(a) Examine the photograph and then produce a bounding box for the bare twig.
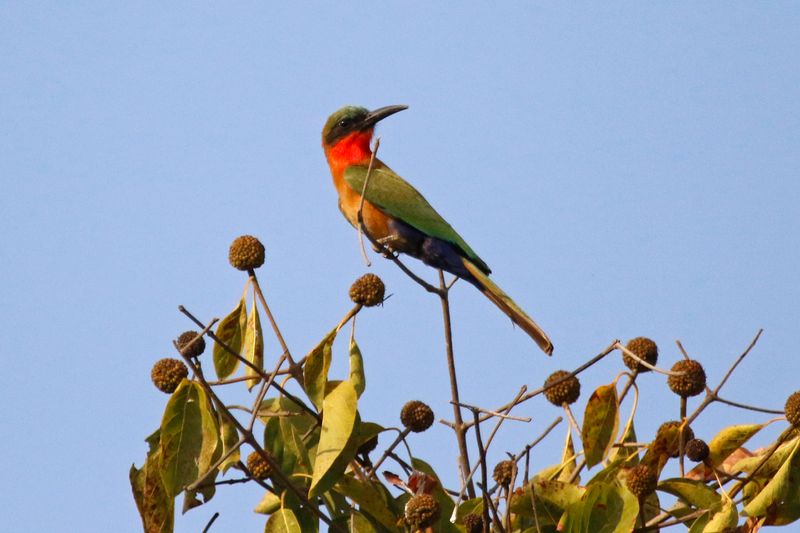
[368,428,411,477]
[177,360,342,530]
[714,396,784,415]
[472,409,492,533]
[451,401,531,423]
[178,306,319,422]
[248,270,302,384]
[356,138,380,266]
[685,329,764,427]
[615,342,684,376]
[438,270,475,498]
[513,417,563,464]
[465,340,618,429]
[202,512,220,533]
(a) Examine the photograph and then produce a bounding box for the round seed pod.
[349,273,386,307]
[462,513,484,533]
[228,235,265,270]
[655,420,695,458]
[668,359,707,397]
[400,400,434,433]
[543,370,581,406]
[685,439,710,462]
[785,391,800,428]
[626,464,658,498]
[151,358,188,393]
[492,460,517,487]
[623,337,658,372]
[246,451,271,480]
[176,330,205,357]
[404,493,440,529]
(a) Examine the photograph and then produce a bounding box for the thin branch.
[202,512,220,533]
[172,341,342,531]
[368,428,411,477]
[466,340,618,429]
[513,417,563,464]
[451,401,531,423]
[356,137,380,266]
[178,305,319,422]
[615,342,684,376]
[716,328,763,392]
[472,409,492,533]
[248,270,302,383]
[562,404,581,435]
[714,396,784,415]
[685,329,765,427]
[438,270,474,498]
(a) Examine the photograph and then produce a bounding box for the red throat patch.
[326,130,374,172]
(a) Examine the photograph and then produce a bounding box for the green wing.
[344,164,490,273]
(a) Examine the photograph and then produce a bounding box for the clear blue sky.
[1,3,798,531]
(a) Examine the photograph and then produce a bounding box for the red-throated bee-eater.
[322,105,553,355]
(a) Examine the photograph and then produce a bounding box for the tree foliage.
[131,235,799,532]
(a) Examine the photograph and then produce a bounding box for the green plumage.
[344,165,491,273]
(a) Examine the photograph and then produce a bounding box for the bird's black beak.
[362,105,408,128]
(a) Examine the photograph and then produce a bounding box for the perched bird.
[322,105,553,355]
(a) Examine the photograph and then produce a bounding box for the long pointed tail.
[463,259,554,355]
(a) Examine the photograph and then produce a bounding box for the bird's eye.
[338,118,352,128]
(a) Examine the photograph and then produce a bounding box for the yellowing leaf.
[254,491,281,515]
[709,423,766,467]
[308,380,358,497]
[218,412,240,474]
[213,296,247,379]
[559,481,638,533]
[744,438,800,518]
[130,434,174,533]
[704,494,738,532]
[303,328,337,410]
[264,508,301,533]
[244,303,264,391]
[658,478,721,510]
[334,474,401,532]
[159,380,220,497]
[349,337,366,398]
[582,382,619,468]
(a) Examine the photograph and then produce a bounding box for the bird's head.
[322,105,407,151]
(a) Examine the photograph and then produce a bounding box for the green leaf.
[159,380,220,497]
[558,481,638,533]
[218,411,240,474]
[657,478,721,509]
[349,511,380,533]
[309,380,358,497]
[334,474,401,532]
[511,477,585,521]
[733,435,798,475]
[349,337,366,398]
[708,423,765,467]
[410,458,461,533]
[303,328,337,410]
[259,396,319,476]
[687,512,710,533]
[213,295,247,379]
[609,411,638,466]
[744,438,800,518]
[264,508,302,533]
[254,491,282,515]
[704,494,738,532]
[244,302,264,391]
[559,429,578,481]
[130,440,174,533]
[582,382,619,468]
